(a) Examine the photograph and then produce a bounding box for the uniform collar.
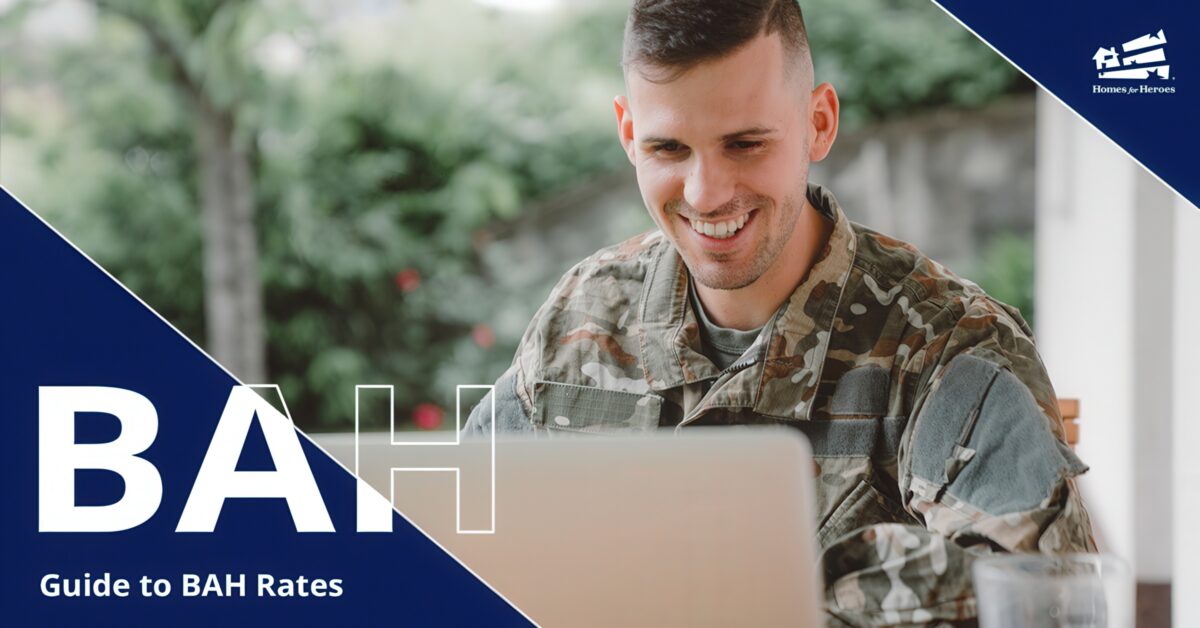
[638,184,857,420]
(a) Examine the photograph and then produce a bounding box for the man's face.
[616,34,833,291]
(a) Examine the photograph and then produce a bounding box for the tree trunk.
[193,97,267,383]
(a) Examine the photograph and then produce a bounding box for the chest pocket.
[816,471,916,550]
[811,365,917,548]
[531,381,663,435]
[805,418,916,551]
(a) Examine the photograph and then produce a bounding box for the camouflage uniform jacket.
[465,184,1096,626]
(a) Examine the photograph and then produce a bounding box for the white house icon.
[1094,29,1170,80]
[1093,47,1120,70]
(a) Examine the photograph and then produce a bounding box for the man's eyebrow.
[719,126,777,141]
[639,135,678,145]
[639,127,779,146]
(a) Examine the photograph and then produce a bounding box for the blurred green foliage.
[971,233,1036,326]
[804,0,1028,128]
[2,0,1027,430]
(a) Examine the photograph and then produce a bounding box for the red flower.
[412,403,444,430]
[394,268,421,293]
[471,324,496,349]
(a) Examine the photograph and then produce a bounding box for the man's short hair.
[622,0,810,83]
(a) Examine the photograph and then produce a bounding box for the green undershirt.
[687,278,763,371]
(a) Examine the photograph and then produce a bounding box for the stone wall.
[814,96,1036,271]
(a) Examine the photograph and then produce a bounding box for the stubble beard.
[686,192,804,291]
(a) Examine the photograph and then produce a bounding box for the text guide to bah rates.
[40,572,345,598]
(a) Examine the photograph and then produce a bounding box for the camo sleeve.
[462,365,534,436]
[820,296,1096,626]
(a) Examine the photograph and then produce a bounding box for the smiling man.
[465,1,1096,625]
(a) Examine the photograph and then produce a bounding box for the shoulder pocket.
[531,381,662,435]
[908,354,1087,516]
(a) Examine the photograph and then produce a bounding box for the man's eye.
[730,140,764,151]
[653,142,685,154]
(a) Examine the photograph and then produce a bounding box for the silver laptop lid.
[315,428,823,627]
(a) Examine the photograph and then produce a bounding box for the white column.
[1035,91,1137,568]
[1173,196,1200,626]
[1131,166,1175,584]
[1035,91,1181,594]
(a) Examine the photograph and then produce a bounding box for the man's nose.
[682,157,735,215]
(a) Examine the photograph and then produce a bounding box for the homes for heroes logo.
[1092,29,1175,94]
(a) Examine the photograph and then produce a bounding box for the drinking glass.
[973,553,1133,628]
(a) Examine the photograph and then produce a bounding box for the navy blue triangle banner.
[0,191,531,626]
[932,0,1200,208]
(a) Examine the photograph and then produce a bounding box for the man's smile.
[686,210,752,239]
[678,208,759,252]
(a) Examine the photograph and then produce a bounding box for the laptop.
[312,428,824,626]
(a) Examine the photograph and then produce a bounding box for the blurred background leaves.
[0,0,1032,431]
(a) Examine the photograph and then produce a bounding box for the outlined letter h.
[354,385,495,534]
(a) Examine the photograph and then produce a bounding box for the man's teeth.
[689,214,748,239]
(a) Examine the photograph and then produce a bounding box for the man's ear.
[614,95,636,165]
[807,83,839,163]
